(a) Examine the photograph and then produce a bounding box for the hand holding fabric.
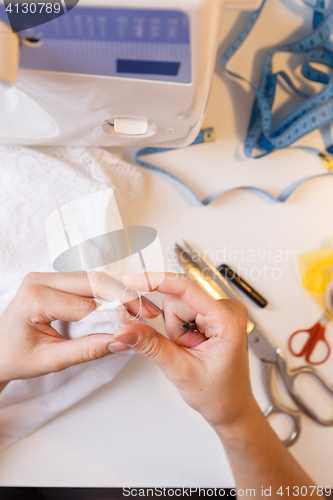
[0,271,161,386]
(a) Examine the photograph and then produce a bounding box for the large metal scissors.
[176,240,333,447]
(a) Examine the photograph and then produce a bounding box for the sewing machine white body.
[0,0,226,147]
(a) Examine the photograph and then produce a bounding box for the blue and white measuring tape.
[135,128,333,205]
[136,0,333,206]
[223,0,333,158]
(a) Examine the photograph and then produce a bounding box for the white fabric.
[0,145,144,313]
[0,146,144,451]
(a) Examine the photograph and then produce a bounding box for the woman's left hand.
[0,271,161,387]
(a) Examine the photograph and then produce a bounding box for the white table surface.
[1,0,333,488]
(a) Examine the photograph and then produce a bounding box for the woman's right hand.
[113,272,260,431]
[113,273,319,494]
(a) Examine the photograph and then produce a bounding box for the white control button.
[114,116,149,136]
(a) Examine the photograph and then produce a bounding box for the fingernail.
[113,332,138,346]
[122,274,138,281]
[108,343,131,354]
[142,297,162,316]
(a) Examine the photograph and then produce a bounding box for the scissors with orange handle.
[288,314,331,365]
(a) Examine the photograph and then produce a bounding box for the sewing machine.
[0,0,259,147]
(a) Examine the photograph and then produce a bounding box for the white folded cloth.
[0,146,144,451]
[0,145,144,314]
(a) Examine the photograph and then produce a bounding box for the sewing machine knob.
[113,116,149,136]
[102,116,157,140]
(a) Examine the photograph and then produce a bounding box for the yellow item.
[319,152,333,172]
[299,238,333,322]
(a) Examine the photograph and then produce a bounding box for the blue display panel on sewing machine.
[0,6,191,83]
